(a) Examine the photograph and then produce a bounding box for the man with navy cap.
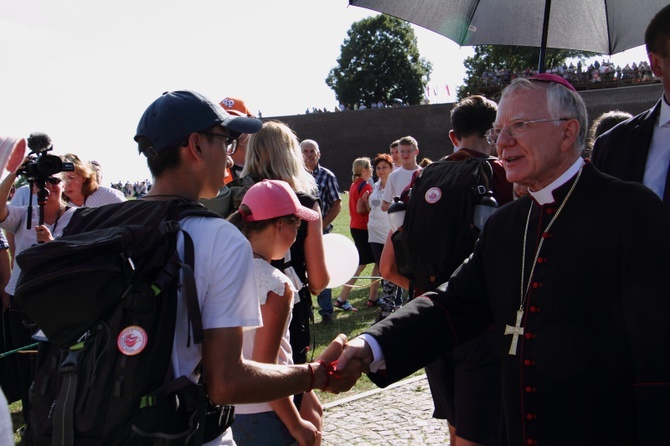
[335,76,670,445]
[134,90,360,445]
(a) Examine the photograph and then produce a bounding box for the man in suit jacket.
[592,5,670,203]
[336,74,670,445]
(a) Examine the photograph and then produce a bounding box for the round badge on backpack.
[424,187,442,204]
[117,325,148,356]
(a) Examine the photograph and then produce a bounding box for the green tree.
[326,15,432,108]
[458,46,595,100]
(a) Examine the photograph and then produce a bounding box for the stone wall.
[269,83,662,191]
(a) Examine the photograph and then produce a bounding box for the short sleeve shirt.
[311,164,341,218]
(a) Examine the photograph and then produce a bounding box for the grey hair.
[300,139,320,154]
[501,78,588,154]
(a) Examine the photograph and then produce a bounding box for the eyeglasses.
[485,118,571,145]
[46,177,62,185]
[201,132,239,155]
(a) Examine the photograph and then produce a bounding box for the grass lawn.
[8,191,422,438]
[307,192,424,404]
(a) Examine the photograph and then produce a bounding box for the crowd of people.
[1,4,670,446]
[109,179,152,198]
[304,99,409,115]
[479,59,658,91]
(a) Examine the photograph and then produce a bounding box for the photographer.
[0,157,76,426]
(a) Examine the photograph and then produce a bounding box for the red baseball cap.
[241,180,320,222]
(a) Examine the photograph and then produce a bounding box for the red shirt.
[349,178,373,229]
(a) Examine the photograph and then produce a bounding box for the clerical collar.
[529,157,584,205]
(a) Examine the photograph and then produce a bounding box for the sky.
[0,0,649,183]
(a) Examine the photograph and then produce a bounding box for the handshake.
[311,334,376,393]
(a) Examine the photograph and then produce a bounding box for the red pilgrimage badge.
[117,325,148,356]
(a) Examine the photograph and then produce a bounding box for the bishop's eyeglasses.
[485,118,571,145]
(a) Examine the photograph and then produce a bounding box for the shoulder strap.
[181,230,204,346]
[357,180,368,193]
[174,201,223,346]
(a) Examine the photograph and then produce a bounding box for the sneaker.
[321,313,333,324]
[366,298,383,307]
[334,300,357,312]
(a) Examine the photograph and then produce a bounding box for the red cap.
[241,180,320,222]
[529,73,576,92]
[219,96,255,118]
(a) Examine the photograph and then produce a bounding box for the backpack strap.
[52,338,88,446]
[357,179,368,193]
[175,204,223,346]
[181,230,204,346]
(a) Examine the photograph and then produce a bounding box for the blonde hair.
[62,153,99,199]
[243,121,317,194]
[351,157,371,182]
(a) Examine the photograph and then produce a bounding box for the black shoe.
[321,313,333,324]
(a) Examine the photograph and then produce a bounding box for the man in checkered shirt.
[301,139,341,323]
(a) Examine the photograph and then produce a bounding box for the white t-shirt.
[69,186,126,208]
[235,259,296,415]
[171,216,262,383]
[0,205,76,295]
[367,180,391,244]
[382,166,420,205]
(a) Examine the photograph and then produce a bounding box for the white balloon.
[322,233,359,288]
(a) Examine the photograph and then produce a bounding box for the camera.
[18,132,74,180]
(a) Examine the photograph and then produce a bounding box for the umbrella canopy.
[349,0,666,72]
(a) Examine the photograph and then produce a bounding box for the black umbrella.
[349,0,666,72]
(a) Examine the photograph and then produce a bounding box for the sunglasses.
[46,177,62,185]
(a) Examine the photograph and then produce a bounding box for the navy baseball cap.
[135,90,263,158]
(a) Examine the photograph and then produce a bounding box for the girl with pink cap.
[228,179,323,446]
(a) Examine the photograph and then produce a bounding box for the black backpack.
[14,199,230,446]
[392,152,497,293]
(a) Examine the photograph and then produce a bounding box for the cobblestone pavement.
[322,375,451,445]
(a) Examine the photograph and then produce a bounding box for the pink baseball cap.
[241,180,320,222]
[530,73,577,92]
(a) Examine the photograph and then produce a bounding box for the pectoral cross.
[504,309,525,355]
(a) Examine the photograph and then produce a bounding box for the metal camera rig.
[18,132,74,230]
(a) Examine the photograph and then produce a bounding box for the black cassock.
[366,162,670,445]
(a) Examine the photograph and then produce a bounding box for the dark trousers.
[6,297,37,421]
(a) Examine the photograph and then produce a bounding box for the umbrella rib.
[603,0,613,54]
[462,0,484,44]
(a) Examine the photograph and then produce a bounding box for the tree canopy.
[458,46,595,100]
[326,15,432,109]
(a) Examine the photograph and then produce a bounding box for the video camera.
[18,132,74,180]
[18,132,75,232]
